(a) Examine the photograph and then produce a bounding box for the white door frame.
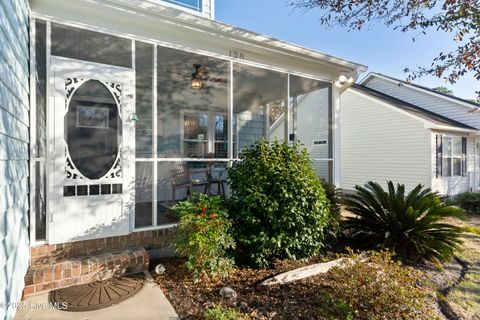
[48,56,135,244]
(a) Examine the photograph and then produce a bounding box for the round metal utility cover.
[49,274,145,312]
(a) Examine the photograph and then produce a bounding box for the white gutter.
[424,124,479,134]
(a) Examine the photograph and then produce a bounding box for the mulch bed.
[150,257,333,320]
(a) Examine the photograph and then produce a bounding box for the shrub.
[227,140,332,267]
[171,194,235,280]
[342,181,464,262]
[455,191,480,213]
[320,178,342,238]
[204,305,249,320]
[318,251,438,320]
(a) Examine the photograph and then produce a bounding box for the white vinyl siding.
[0,0,30,319]
[296,89,330,159]
[340,89,431,192]
[363,76,480,129]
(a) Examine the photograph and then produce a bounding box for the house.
[340,72,480,196]
[0,0,367,318]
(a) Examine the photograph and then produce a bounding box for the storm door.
[48,57,135,244]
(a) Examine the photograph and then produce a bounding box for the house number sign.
[229,49,246,60]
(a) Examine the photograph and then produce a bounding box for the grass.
[445,214,480,319]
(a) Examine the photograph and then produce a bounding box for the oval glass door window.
[66,80,121,180]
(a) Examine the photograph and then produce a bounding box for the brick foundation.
[30,229,176,265]
[24,228,176,297]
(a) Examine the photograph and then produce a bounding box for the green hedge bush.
[171,194,235,280]
[320,178,342,239]
[227,140,332,267]
[455,191,480,213]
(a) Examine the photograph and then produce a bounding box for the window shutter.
[436,135,443,178]
[462,137,467,176]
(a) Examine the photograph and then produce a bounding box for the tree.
[290,0,480,98]
[433,86,454,96]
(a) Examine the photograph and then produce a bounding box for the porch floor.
[15,271,178,320]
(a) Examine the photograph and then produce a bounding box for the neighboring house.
[0,0,366,318]
[340,72,480,196]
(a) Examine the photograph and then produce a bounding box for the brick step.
[23,247,149,297]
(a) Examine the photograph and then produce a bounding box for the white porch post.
[284,74,290,142]
[333,85,341,186]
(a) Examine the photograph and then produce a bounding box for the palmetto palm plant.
[343,181,464,262]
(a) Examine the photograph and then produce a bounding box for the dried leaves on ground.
[152,257,331,320]
[152,253,438,320]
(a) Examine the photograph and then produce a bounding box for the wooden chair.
[207,166,226,196]
[170,162,209,201]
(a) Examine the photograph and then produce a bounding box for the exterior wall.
[296,90,331,180]
[363,76,480,129]
[296,90,330,159]
[0,0,30,319]
[340,89,431,192]
[430,132,475,196]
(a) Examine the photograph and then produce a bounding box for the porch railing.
[467,171,480,192]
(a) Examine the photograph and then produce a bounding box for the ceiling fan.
[191,64,228,90]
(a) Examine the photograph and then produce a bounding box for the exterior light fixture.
[337,72,355,87]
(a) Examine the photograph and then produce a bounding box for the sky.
[215,0,478,100]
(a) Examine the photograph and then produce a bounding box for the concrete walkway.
[15,272,178,320]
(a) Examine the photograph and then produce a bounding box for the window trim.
[441,135,465,178]
[163,0,203,12]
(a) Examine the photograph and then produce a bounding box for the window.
[66,80,121,180]
[163,0,202,11]
[183,111,209,158]
[441,136,464,177]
